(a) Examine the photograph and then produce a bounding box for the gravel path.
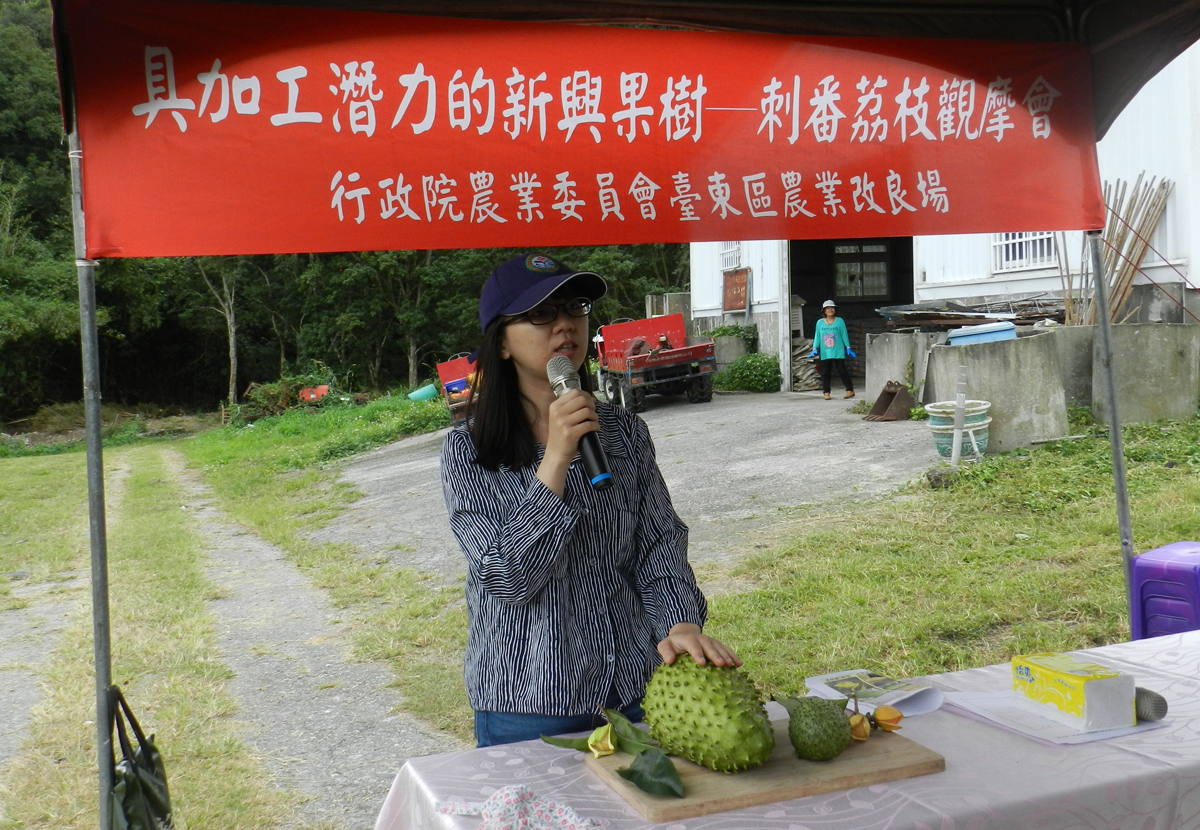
[165,451,465,830]
[3,395,939,826]
[311,391,941,582]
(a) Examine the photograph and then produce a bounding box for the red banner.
[61,0,1105,258]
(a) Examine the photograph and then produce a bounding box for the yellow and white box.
[1012,653,1136,732]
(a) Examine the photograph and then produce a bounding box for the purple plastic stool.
[1130,541,1200,640]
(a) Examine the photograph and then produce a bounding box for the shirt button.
[606,653,615,663]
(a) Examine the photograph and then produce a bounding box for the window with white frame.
[718,240,743,272]
[992,231,1056,272]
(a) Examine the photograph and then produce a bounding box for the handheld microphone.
[546,355,614,491]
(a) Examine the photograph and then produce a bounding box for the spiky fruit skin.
[786,698,852,761]
[641,659,775,773]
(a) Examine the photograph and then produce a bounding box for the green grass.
[0,446,297,828]
[0,418,159,459]
[182,397,1200,738]
[7,396,1198,816]
[0,454,90,610]
[181,395,471,736]
[707,414,1200,697]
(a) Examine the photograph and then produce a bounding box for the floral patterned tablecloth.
[376,631,1200,830]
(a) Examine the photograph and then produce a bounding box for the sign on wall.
[61,0,1106,258]
[722,269,750,313]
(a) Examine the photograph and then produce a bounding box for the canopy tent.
[48,1,1196,826]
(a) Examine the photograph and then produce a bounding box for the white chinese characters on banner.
[330,60,382,135]
[319,165,951,227]
[132,46,1065,150]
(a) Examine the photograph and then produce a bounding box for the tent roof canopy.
[222,0,1200,138]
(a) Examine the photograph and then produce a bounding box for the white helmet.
[822,299,836,309]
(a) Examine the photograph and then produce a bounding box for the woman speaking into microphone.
[441,252,740,747]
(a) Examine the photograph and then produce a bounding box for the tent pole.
[1087,230,1135,611]
[68,130,114,830]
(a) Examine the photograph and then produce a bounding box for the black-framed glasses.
[508,297,592,326]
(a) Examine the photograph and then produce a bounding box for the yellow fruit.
[873,706,904,731]
[588,723,616,758]
[849,713,871,742]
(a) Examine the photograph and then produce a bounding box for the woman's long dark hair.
[467,317,593,471]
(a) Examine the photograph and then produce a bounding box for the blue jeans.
[475,701,645,747]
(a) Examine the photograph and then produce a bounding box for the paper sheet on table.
[805,670,944,716]
[943,691,1169,744]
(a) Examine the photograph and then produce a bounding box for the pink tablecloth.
[376,630,1200,830]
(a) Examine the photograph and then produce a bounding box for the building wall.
[913,40,1199,307]
[690,240,790,387]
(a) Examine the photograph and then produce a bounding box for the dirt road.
[311,390,940,580]
[2,392,939,828]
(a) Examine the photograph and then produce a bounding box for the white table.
[376,631,1200,830]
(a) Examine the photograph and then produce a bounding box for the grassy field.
[182,401,1200,735]
[2,399,1198,825]
[179,396,469,734]
[709,412,1200,695]
[0,445,300,828]
[0,453,90,611]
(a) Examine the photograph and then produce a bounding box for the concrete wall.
[864,331,947,405]
[1121,284,1200,325]
[1092,324,1200,425]
[713,336,747,372]
[926,332,1068,452]
[693,311,777,357]
[1049,326,1095,407]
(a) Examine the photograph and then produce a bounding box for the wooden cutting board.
[584,719,945,822]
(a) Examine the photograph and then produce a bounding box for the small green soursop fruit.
[779,697,852,761]
[641,659,774,773]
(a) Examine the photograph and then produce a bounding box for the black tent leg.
[69,130,114,830]
[1088,230,1135,615]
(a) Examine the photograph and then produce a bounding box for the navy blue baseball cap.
[479,252,607,332]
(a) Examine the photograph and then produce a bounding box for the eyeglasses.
[507,298,592,326]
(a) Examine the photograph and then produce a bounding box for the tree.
[0,169,77,422]
[193,258,243,405]
[0,0,69,239]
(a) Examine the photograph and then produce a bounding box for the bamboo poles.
[1070,173,1174,325]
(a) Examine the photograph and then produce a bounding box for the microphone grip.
[579,431,613,491]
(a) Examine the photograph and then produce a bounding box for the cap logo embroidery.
[526,254,557,273]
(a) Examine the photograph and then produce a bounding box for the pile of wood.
[1060,173,1173,325]
[791,338,820,391]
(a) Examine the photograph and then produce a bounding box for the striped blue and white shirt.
[441,402,708,716]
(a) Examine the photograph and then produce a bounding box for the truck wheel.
[687,376,713,403]
[605,375,622,404]
[619,378,647,413]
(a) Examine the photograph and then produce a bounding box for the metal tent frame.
[50,1,1196,825]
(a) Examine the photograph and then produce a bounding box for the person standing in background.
[809,299,856,400]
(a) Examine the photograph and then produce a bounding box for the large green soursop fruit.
[642,659,775,772]
[780,697,852,761]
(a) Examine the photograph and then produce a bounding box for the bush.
[713,353,782,392]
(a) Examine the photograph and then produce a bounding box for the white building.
[691,41,1200,388]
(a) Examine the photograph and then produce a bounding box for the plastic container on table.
[947,321,1016,345]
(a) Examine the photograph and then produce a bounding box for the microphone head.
[1135,686,1168,722]
[546,355,581,394]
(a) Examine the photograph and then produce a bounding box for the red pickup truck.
[595,313,715,412]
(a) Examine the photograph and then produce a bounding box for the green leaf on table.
[616,747,684,798]
[540,734,591,752]
[602,708,658,755]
